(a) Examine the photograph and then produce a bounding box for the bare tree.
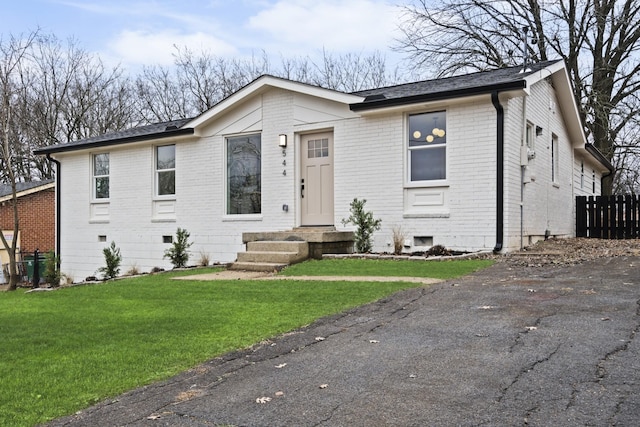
[136,46,401,122]
[136,48,270,122]
[0,31,37,290]
[19,35,138,180]
[308,49,401,92]
[396,0,640,194]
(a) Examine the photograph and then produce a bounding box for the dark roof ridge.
[351,59,563,96]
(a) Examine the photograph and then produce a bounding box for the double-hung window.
[227,134,261,214]
[408,111,447,182]
[156,145,175,196]
[93,153,109,199]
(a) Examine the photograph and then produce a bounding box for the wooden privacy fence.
[576,195,640,239]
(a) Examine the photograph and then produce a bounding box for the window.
[227,134,261,214]
[408,111,446,182]
[526,122,535,150]
[307,138,329,158]
[580,161,584,189]
[551,134,559,182]
[93,153,109,199]
[592,170,596,193]
[156,145,175,196]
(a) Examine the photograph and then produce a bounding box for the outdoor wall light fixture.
[278,134,287,148]
[536,126,543,136]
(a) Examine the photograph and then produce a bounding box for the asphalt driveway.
[47,255,640,426]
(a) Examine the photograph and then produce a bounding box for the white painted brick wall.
[56,82,600,279]
[502,79,588,249]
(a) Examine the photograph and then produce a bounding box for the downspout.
[46,154,61,258]
[520,95,528,251]
[491,91,504,253]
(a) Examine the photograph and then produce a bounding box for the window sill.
[404,181,449,189]
[89,219,110,224]
[403,213,450,219]
[222,214,263,222]
[151,218,176,223]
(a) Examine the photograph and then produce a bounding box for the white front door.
[300,132,334,226]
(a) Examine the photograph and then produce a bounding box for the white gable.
[187,75,364,132]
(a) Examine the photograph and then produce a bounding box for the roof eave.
[0,182,55,203]
[34,128,195,156]
[585,143,614,173]
[349,80,527,112]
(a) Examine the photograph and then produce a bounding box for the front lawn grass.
[0,259,492,426]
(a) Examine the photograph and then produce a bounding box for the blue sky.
[0,0,407,72]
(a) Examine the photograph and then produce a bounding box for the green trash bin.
[24,256,41,281]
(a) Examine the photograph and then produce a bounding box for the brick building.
[35,61,613,280]
[0,180,55,256]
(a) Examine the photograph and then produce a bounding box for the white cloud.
[246,0,402,54]
[107,30,238,67]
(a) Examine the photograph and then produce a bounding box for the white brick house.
[36,59,612,280]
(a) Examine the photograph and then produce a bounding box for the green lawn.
[0,259,492,426]
[282,257,493,279]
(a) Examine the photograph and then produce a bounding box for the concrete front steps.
[229,227,355,272]
[230,240,309,272]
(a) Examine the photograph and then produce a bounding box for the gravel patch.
[501,237,640,267]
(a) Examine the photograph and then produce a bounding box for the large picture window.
[93,153,109,199]
[227,134,261,214]
[408,111,447,181]
[156,145,175,196]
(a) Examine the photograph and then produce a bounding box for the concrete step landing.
[229,229,355,272]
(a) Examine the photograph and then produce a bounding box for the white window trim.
[405,110,448,187]
[154,144,176,200]
[551,134,559,184]
[526,121,535,151]
[224,132,263,216]
[92,152,110,202]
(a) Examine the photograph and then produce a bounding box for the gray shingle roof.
[351,60,562,110]
[34,118,194,155]
[0,179,55,198]
[34,60,563,154]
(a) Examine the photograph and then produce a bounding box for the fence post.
[616,195,624,239]
[576,196,587,237]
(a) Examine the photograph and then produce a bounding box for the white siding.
[55,78,606,280]
[503,79,582,249]
[333,99,500,254]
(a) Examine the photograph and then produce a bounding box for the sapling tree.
[341,198,382,253]
[97,241,122,280]
[164,227,193,268]
[43,250,61,287]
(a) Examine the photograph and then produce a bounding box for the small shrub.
[427,244,451,257]
[391,226,406,255]
[97,241,122,280]
[164,228,193,268]
[125,264,140,276]
[341,198,382,253]
[43,251,61,287]
[198,250,210,267]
